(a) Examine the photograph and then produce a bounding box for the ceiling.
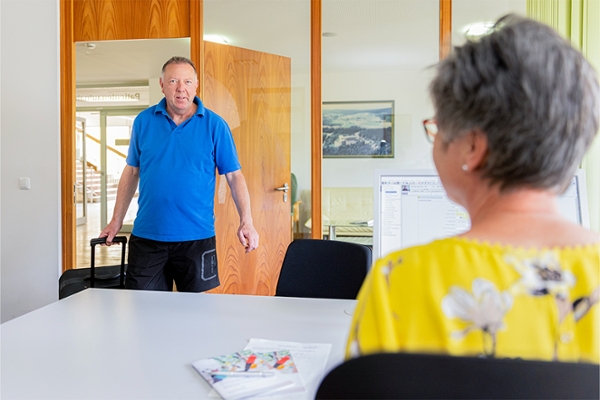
[75,0,525,87]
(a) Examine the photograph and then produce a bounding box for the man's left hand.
[237,223,259,253]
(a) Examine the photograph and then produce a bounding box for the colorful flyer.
[192,350,293,400]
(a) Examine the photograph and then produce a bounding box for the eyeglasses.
[422,118,438,143]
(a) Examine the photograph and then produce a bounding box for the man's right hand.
[99,219,123,246]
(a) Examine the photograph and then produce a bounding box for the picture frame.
[322,100,394,158]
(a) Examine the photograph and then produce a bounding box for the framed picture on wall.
[322,100,394,158]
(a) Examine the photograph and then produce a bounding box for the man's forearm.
[111,165,140,225]
[225,170,259,252]
[225,170,253,224]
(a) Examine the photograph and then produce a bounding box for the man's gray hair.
[430,14,599,192]
[161,56,197,77]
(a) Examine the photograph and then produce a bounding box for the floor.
[76,201,134,269]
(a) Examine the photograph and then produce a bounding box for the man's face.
[159,63,199,116]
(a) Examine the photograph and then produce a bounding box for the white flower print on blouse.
[442,278,513,356]
[507,252,575,298]
[506,252,599,359]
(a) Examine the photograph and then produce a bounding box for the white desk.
[1,289,356,400]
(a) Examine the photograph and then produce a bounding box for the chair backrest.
[275,239,371,299]
[316,352,600,399]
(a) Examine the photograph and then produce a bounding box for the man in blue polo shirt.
[100,56,259,292]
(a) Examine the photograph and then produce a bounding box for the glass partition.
[321,0,439,246]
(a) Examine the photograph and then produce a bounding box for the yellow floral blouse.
[346,237,599,363]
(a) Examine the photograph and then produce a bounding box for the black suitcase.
[59,236,128,299]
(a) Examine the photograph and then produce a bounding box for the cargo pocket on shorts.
[201,249,217,281]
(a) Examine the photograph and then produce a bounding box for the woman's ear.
[463,129,488,171]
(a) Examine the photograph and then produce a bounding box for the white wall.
[1,0,61,322]
[291,68,436,193]
[149,75,164,105]
[322,69,436,187]
[290,73,311,195]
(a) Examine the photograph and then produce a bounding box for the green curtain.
[527,0,600,232]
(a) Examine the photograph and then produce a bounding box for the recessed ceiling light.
[204,34,229,44]
[322,32,337,37]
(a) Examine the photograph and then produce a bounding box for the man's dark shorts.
[126,234,219,292]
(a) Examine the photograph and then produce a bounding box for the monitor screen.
[373,169,590,261]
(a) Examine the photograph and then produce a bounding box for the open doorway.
[74,38,190,269]
[74,108,145,268]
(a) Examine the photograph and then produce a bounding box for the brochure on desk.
[192,349,302,400]
[244,339,331,399]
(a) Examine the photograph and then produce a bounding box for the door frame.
[60,0,204,272]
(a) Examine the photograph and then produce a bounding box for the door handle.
[274,183,289,192]
[275,183,289,202]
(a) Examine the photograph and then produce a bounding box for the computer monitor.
[558,169,590,230]
[373,169,590,261]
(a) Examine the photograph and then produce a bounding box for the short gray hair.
[161,56,197,77]
[430,14,599,192]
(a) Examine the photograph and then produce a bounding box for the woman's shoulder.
[374,238,473,271]
[375,236,599,271]
[464,215,599,248]
[378,237,494,259]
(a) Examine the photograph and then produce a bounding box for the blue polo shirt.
[127,96,241,242]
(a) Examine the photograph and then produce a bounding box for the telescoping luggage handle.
[90,236,127,289]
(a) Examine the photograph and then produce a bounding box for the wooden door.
[204,42,291,295]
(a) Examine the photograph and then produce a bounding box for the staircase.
[75,160,118,203]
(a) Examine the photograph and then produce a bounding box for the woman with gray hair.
[347,15,599,363]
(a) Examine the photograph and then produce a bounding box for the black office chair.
[316,352,600,399]
[275,239,371,299]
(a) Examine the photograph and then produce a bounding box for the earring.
[462,164,469,171]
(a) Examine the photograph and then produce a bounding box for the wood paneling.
[74,0,190,41]
[189,0,203,98]
[61,0,76,273]
[311,0,323,239]
[204,42,292,295]
[440,0,452,60]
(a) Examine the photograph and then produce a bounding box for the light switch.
[19,177,30,190]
